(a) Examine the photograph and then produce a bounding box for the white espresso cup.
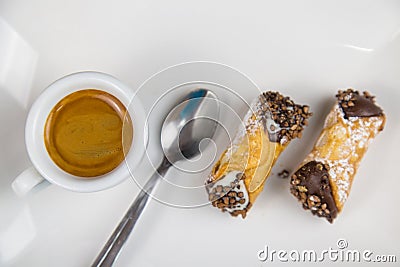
[12,71,146,196]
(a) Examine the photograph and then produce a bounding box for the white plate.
[129,62,260,209]
[1,1,400,266]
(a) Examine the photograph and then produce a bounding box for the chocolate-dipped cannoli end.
[290,161,338,223]
[262,91,313,145]
[207,171,251,218]
[336,89,384,119]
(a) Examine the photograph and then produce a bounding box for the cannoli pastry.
[290,89,385,223]
[206,91,312,218]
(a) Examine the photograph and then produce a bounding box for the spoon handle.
[91,157,172,267]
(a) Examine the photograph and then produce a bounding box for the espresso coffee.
[44,89,133,177]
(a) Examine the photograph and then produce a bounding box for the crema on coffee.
[44,89,133,177]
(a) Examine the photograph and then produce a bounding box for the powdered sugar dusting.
[305,103,384,208]
[226,95,268,157]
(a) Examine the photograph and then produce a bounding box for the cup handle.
[12,166,45,196]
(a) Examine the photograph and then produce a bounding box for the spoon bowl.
[161,89,219,163]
